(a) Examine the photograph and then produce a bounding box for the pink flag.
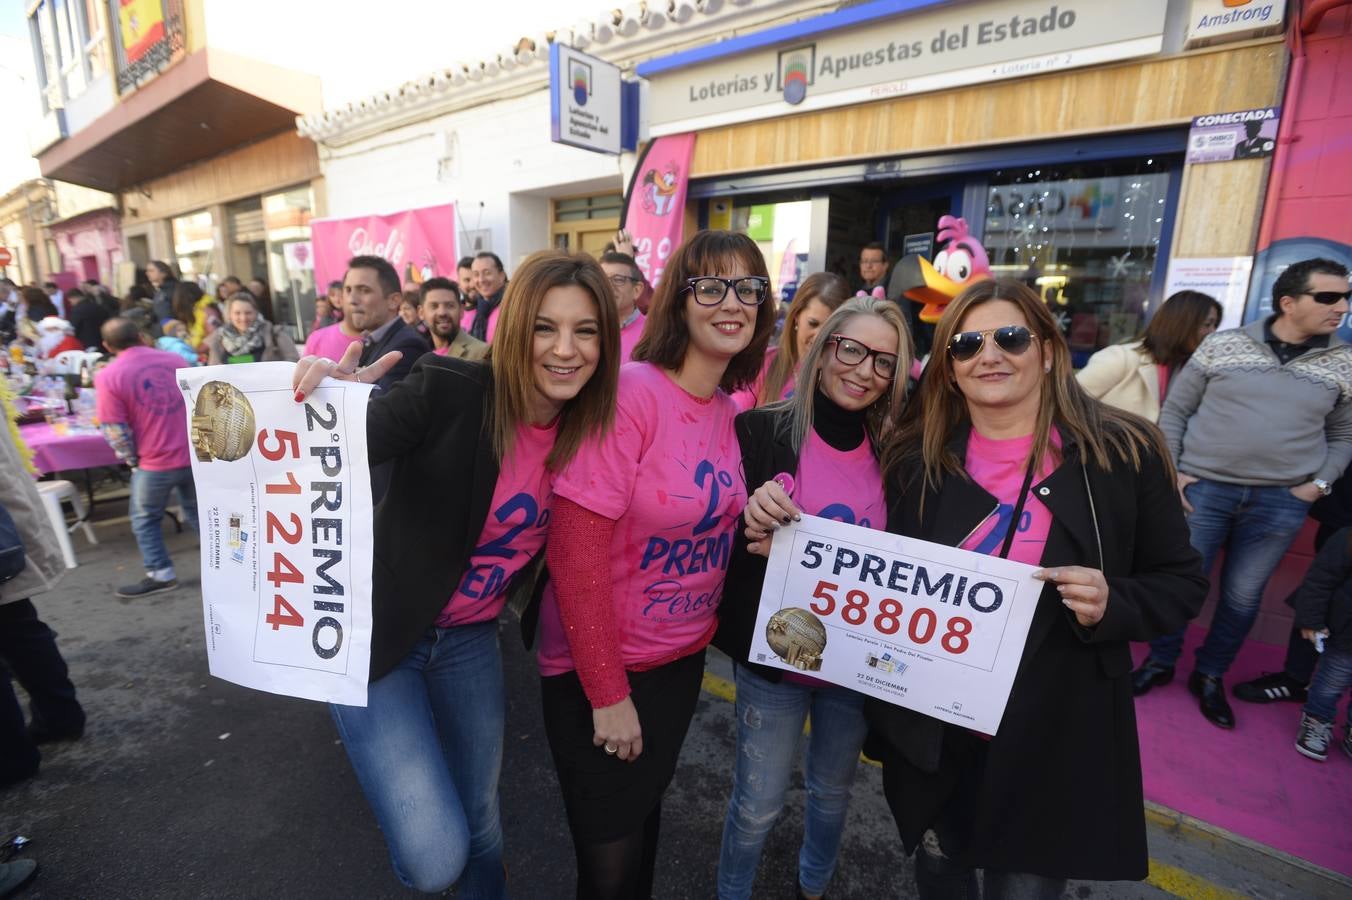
[622,134,695,288]
[310,203,459,290]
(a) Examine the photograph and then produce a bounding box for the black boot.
[1188,671,1235,729]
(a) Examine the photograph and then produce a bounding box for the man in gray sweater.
[1133,257,1352,729]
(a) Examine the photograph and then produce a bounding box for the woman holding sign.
[717,293,912,900]
[290,251,619,897]
[868,279,1206,896]
[535,230,775,899]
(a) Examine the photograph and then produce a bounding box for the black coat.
[365,355,514,679]
[360,318,432,392]
[866,426,1206,881]
[1293,526,1352,653]
[68,299,110,350]
[714,405,803,681]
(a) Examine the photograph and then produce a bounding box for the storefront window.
[172,210,216,286]
[726,199,812,306]
[984,158,1175,364]
[262,186,316,336]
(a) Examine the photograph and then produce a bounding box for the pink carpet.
[1132,628,1352,876]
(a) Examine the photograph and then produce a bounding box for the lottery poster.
[749,515,1042,734]
[179,363,374,706]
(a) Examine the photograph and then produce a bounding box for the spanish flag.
[119,0,166,64]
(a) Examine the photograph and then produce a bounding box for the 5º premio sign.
[181,363,375,706]
[749,515,1043,734]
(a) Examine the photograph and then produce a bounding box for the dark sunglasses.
[826,334,897,379]
[947,325,1038,362]
[1302,290,1352,305]
[683,276,769,307]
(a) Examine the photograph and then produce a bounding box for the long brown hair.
[760,272,851,405]
[632,230,776,392]
[1139,290,1222,369]
[883,278,1173,493]
[488,250,619,469]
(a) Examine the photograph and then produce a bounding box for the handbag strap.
[998,461,1038,560]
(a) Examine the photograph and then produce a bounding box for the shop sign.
[902,232,935,258]
[645,0,1169,136]
[0,248,12,267]
[1186,107,1280,165]
[985,176,1142,234]
[283,241,314,271]
[1184,0,1285,49]
[1164,256,1253,329]
[550,44,622,155]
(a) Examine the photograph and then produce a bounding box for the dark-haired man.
[466,252,507,343]
[457,256,481,312]
[420,277,486,360]
[95,317,197,598]
[858,242,889,293]
[343,255,428,392]
[1136,257,1352,729]
[600,251,646,363]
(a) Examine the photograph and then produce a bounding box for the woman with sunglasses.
[536,231,776,898]
[716,294,912,900]
[867,278,1206,897]
[731,272,851,410]
[289,251,620,897]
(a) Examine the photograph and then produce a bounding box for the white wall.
[320,89,622,267]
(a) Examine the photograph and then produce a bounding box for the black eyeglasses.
[683,276,769,306]
[827,334,897,379]
[948,325,1038,361]
[1302,290,1352,305]
[608,274,643,288]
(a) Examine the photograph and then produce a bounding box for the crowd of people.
[3,230,1351,898]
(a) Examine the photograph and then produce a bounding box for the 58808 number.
[809,579,971,655]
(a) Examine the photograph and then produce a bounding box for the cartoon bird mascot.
[892,215,992,324]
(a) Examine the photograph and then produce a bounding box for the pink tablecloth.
[20,423,122,474]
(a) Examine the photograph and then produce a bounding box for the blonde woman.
[732,272,851,410]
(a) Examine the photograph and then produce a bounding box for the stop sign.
[0,247,11,266]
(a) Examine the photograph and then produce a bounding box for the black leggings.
[573,804,661,899]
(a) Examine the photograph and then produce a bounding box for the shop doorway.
[551,192,622,256]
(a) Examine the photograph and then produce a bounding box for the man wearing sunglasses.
[1138,258,1352,730]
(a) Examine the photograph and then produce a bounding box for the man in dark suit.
[343,255,429,392]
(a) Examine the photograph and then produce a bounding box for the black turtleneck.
[812,387,868,452]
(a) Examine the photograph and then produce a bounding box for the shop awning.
[36,48,322,194]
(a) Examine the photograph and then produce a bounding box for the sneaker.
[0,859,38,897]
[115,576,178,598]
[1295,713,1332,761]
[1234,671,1308,704]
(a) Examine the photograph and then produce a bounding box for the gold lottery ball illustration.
[190,381,256,462]
[766,607,827,671]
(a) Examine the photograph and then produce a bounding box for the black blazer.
[867,426,1206,882]
[361,318,432,391]
[713,406,801,680]
[365,355,510,679]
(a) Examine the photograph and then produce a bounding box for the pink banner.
[310,203,459,291]
[622,134,695,288]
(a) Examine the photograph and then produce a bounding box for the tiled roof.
[296,0,834,145]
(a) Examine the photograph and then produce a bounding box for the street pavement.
[1,486,1341,898]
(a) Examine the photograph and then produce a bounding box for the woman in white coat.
[1075,291,1222,421]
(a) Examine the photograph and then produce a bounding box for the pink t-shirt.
[795,431,885,530]
[460,305,501,344]
[619,311,646,364]
[959,429,1060,566]
[304,323,362,361]
[437,420,558,626]
[731,349,794,412]
[94,346,191,471]
[537,361,745,674]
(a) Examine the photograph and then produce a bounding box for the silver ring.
[604,743,618,755]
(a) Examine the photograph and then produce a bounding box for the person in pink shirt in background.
[304,280,363,362]
[599,251,647,364]
[721,293,912,900]
[537,231,776,899]
[93,317,196,599]
[731,272,850,411]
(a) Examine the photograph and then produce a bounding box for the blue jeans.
[331,621,506,897]
[129,466,198,580]
[1149,479,1311,678]
[717,664,868,900]
[1304,646,1352,723]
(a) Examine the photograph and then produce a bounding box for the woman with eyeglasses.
[867,278,1206,897]
[731,272,852,410]
[715,294,912,900]
[536,230,776,898]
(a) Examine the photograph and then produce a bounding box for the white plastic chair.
[37,480,99,569]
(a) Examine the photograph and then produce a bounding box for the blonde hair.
[883,278,1172,493]
[759,272,851,405]
[773,295,913,454]
[488,250,619,469]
